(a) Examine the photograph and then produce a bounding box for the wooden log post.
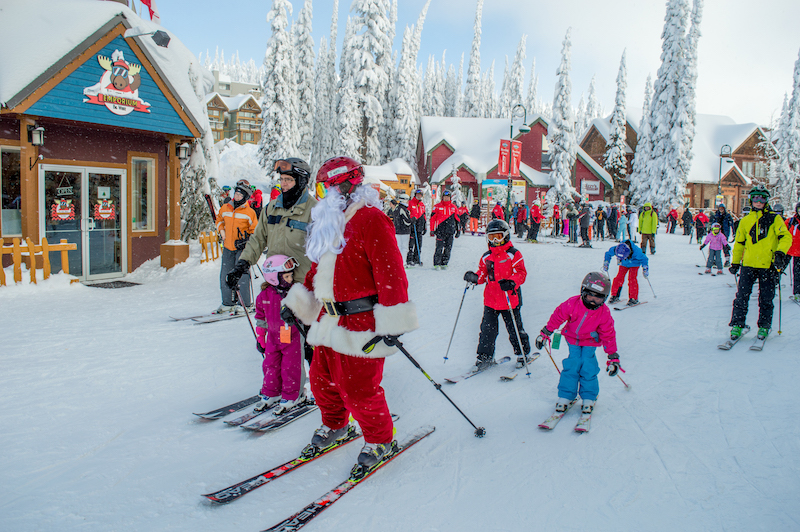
[25,237,37,284]
[12,238,22,284]
[59,239,70,275]
[41,238,51,280]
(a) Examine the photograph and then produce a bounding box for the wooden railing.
[199,231,220,264]
[1,237,78,286]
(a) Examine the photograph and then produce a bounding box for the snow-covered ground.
[1,228,798,531]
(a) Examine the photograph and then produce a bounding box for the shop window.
[243,132,254,142]
[703,199,710,208]
[132,157,155,232]
[1,149,22,236]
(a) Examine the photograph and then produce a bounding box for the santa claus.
[281,156,418,475]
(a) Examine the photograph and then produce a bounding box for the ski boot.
[351,441,398,479]
[555,400,571,413]
[717,269,724,275]
[757,327,770,341]
[729,325,743,341]
[253,394,280,413]
[515,353,533,369]
[309,423,352,449]
[704,269,712,274]
[581,400,595,414]
[724,257,731,268]
[471,355,494,373]
[213,304,233,314]
[627,299,639,306]
[608,294,621,304]
[272,393,306,415]
[433,265,440,271]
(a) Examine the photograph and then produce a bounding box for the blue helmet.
[615,243,631,261]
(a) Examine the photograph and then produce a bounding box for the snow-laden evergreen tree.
[335,17,362,159]
[258,0,297,171]
[463,0,484,117]
[433,51,447,116]
[526,58,538,115]
[483,61,496,118]
[548,28,578,201]
[498,56,511,117]
[293,0,315,162]
[444,63,458,117]
[775,50,800,206]
[630,74,653,203]
[349,0,393,164]
[585,75,601,124]
[604,50,628,200]
[380,0,399,162]
[575,94,587,136]
[317,0,340,168]
[311,37,330,170]
[423,55,435,115]
[639,0,692,210]
[508,35,527,110]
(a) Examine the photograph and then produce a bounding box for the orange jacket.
[216,201,258,251]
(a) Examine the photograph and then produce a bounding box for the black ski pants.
[407,218,425,265]
[580,226,590,245]
[433,233,455,266]
[527,221,540,241]
[792,256,800,296]
[730,266,778,329]
[477,304,530,360]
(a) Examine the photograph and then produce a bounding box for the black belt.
[322,295,378,317]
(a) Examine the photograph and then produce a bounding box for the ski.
[191,313,244,324]
[261,426,435,532]
[224,405,276,427]
[499,353,541,381]
[613,301,647,311]
[538,399,579,430]
[171,313,215,321]
[202,426,362,504]
[793,297,800,308]
[717,325,751,350]
[574,410,592,433]
[444,356,512,384]
[750,334,768,351]
[240,402,318,432]
[194,395,261,420]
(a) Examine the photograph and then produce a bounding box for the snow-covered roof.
[221,94,260,112]
[364,164,399,182]
[578,114,640,154]
[0,0,208,134]
[576,147,614,188]
[421,115,548,184]
[205,92,227,108]
[519,163,554,187]
[687,114,763,185]
[382,158,415,177]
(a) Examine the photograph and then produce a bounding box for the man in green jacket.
[638,202,659,254]
[728,185,791,341]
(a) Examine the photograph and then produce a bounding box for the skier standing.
[638,202,658,254]
[463,219,531,371]
[469,199,481,234]
[535,272,620,420]
[627,207,639,243]
[527,200,543,242]
[617,208,630,241]
[728,186,791,341]
[281,156,418,471]
[253,255,306,414]
[667,207,678,233]
[603,241,649,305]
[552,203,562,237]
[457,201,470,233]
[407,189,427,267]
[607,204,619,239]
[595,207,606,241]
[699,223,729,275]
[515,201,529,238]
[430,190,461,270]
[709,203,734,266]
[681,204,693,236]
[215,179,258,314]
[694,210,709,243]
[578,203,592,247]
[786,202,800,301]
[492,201,506,221]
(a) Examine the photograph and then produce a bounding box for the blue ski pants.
[557,342,600,402]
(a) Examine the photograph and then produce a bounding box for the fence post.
[25,237,37,284]
[59,239,70,275]
[213,231,220,260]
[41,238,51,280]
[12,238,22,283]
[0,237,5,287]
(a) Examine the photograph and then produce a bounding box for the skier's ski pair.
[537,398,592,432]
[444,356,511,384]
[613,301,647,311]
[194,396,317,433]
[499,353,542,381]
[171,313,244,324]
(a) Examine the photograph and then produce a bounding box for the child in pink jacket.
[252,255,305,415]
[535,272,620,417]
[699,222,730,275]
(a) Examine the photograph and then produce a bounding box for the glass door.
[40,166,126,280]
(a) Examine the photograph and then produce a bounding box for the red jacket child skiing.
[463,219,531,371]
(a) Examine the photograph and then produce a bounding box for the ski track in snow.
[1,230,799,531]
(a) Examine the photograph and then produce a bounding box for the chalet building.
[578,114,640,201]
[204,93,261,145]
[205,94,227,141]
[211,69,261,100]
[0,1,206,280]
[574,147,614,202]
[416,116,553,205]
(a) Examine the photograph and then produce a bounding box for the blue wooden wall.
[27,35,193,137]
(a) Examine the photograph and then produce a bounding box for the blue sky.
[148,0,800,127]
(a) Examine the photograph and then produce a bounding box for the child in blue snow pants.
[558,343,601,401]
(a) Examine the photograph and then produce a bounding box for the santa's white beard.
[306,185,382,263]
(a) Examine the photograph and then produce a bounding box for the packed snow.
[1,228,798,531]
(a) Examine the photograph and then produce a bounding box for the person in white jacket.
[627,208,639,243]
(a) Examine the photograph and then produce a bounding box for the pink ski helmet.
[259,254,298,286]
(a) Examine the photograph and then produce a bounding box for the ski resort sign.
[581,180,601,196]
[83,50,151,116]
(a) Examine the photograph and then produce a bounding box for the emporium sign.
[83,50,151,115]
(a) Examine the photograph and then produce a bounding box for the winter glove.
[498,279,516,292]
[602,260,609,272]
[729,263,740,275]
[256,341,265,354]
[362,334,401,354]
[535,327,552,350]
[464,271,479,285]
[280,305,297,327]
[643,265,649,278]
[607,353,621,377]
[772,250,789,273]
[699,244,706,250]
[234,233,251,251]
[225,259,251,288]
[455,232,460,238]
[430,230,435,237]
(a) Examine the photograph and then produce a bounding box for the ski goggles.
[486,232,506,244]
[750,196,767,205]
[582,290,607,304]
[315,181,328,199]
[273,160,310,180]
[266,256,299,273]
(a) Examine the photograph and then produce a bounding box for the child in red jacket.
[464,219,531,371]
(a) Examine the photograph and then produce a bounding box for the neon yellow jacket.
[731,209,791,268]
[638,206,659,234]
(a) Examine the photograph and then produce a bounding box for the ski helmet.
[614,243,632,261]
[485,219,511,247]
[260,254,298,287]
[748,184,770,201]
[711,222,721,232]
[234,179,252,200]
[316,156,364,188]
[580,271,611,310]
[772,203,785,216]
[273,158,311,190]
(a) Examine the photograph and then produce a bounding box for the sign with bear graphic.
[83,50,151,115]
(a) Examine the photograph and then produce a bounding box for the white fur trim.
[373,301,419,336]
[307,314,397,359]
[283,283,323,326]
[313,252,336,300]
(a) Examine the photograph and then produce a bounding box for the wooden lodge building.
[0,1,206,281]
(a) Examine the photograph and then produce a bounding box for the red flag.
[140,0,161,24]
[498,140,511,176]
[509,140,522,177]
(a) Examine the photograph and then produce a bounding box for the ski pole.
[700,247,707,263]
[545,342,561,375]
[443,282,472,363]
[235,288,259,343]
[363,335,486,438]
[504,292,530,377]
[778,271,783,335]
[645,276,657,298]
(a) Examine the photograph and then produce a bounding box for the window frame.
[128,153,158,237]
[1,146,22,237]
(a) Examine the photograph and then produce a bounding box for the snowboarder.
[430,189,461,270]
[535,272,620,420]
[280,156,418,471]
[728,185,791,342]
[253,255,306,415]
[215,179,258,314]
[603,241,649,305]
[787,202,800,301]
[469,199,481,234]
[407,189,427,266]
[638,202,658,254]
[463,219,531,370]
[699,222,729,275]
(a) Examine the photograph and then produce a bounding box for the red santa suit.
[283,199,418,444]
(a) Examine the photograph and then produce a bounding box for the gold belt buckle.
[322,298,339,317]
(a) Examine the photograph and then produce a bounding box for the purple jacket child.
[701,231,729,251]
[255,280,303,402]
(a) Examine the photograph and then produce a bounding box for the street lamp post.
[717,144,733,196]
[506,104,530,217]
